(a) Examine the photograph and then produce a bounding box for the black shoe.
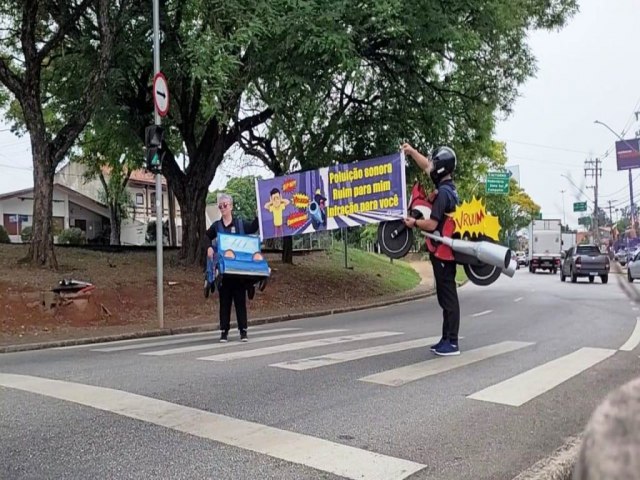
[240,329,248,342]
[220,330,228,343]
[247,285,255,300]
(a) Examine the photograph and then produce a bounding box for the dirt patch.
[0,244,426,346]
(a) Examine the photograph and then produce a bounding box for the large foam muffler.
[424,232,512,271]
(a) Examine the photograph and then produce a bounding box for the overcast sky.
[0,0,638,231]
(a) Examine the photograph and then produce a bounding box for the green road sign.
[534,212,542,220]
[486,171,510,195]
[573,201,587,212]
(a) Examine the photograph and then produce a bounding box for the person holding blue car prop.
[205,193,265,343]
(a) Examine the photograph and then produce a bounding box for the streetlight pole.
[560,189,566,226]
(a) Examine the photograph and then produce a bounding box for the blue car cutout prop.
[204,233,270,299]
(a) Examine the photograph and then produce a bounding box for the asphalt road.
[2,267,640,480]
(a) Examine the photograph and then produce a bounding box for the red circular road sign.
[153,72,170,117]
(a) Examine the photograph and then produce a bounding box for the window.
[576,245,600,256]
[52,217,65,235]
[150,192,156,208]
[136,193,144,205]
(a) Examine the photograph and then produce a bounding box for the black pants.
[218,278,248,332]
[430,255,460,344]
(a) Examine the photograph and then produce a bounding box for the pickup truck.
[560,244,610,284]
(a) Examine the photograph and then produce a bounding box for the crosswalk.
[80,326,622,408]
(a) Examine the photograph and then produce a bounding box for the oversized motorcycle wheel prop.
[377,182,516,287]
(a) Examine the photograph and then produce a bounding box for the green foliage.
[483,176,541,245]
[146,221,169,246]
[0,225,10,243]
[208,176,259,220]
[20,226,32,243]
[58,228,86,246]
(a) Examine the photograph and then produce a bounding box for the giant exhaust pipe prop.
[423,232,515,277]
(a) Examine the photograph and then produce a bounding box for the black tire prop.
[377,183,516,287]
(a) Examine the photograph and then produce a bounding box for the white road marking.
[468,347,616,407]
[0,373,425,480]
[471,310,492,318]
[56,331,216,350]
[633,307,639,312]
[141,329,348,356]
[514,297,523,303]
[360,341,534,387]
[620,318,640,351]
[92,328,301,352]
[198,331,404,362]
[56,325,281,350]
[271,337,441,371]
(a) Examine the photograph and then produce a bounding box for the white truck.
[528,219,562,274]
[561,231,577,253]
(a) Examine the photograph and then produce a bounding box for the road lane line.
[468,347,616,407]
[359,341,534,387]
[633,307,639,312]
[198,332,404,361]
[270,337,441,371]
[92,328,301,352]
[0,373,425,480]
[471,310,492,317]
[514,297,523,303]
[620,318,640,351]
[141,330,348,356]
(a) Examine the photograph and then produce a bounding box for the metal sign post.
[152,0,164,329]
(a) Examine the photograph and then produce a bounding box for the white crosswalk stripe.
[198,331,404,362]
[271,337,441,371]
[92,328,301,352]
[359,341,535,387]
[140,329,348,356]
[467,347,616,406]
[74,326,621,408]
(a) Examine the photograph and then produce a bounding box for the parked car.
[627,251,640,282]
[560,244,610,284]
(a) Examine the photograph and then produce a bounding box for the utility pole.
[585,157,602,243]
[608,200,614,226]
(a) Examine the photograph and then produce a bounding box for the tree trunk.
[176,185,208,266]
[28,146,57,268]
[109,205,121,246]
[168,186,177,247]
[282,236,293,264]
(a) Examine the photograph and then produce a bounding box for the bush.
[0,225,10,243]
[20,226,32,243]
[58,227,86,245]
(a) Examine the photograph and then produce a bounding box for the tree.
[208,175,259,221]
[0,0,123,267]
[50,0,579,267]
[485,178,541,247]
[73,106,142,245]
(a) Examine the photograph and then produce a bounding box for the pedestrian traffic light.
[145,125,165,174]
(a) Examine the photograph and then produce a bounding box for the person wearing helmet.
[401,143,461,356]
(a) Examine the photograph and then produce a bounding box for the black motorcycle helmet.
[429,146,456,186]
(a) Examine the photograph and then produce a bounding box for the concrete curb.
[0,287,437,354]
[511,434,582,480]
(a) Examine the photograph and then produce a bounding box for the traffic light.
[145,125,165,173]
